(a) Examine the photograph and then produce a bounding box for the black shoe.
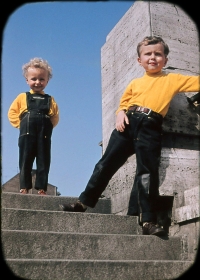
[142,222,166,236]
[59,201,87,212]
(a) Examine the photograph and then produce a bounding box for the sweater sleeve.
[177,74,200,92]
[7,93,25,128]
[49,96,59,128]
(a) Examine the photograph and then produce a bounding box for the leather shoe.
[59,201,87,212]
[142,222,166,236]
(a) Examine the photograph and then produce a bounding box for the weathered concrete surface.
[5,260,193,280]
[2,230,183,260]
[2,208,141,235]
[2,192,193,280]
[1,192,111,214]
[170,187,200,261]
[159,149,199,203]
[170,221,200,261]
[184,186,199,206]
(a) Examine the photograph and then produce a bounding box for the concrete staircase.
[1,192,193,280]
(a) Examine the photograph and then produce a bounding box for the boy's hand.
[116,110,129,132]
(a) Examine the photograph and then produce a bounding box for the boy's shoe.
[142,222,166,236]
[20,189,28,194]
[38,190,47,195]
[59,201,87,212]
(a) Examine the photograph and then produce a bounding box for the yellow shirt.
[116,71,200,117]
[8,89,59,128]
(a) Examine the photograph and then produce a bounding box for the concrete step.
[5,259,193,280]
[2,230,183,261]
[2,208,142,235]
[1,192,111,214]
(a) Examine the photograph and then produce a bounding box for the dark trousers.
[79,111,163,223]
[18,111,53,191]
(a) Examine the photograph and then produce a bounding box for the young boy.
[60,36,199,235]
[8,57,59,195]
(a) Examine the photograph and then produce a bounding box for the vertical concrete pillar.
[101,1,199,215]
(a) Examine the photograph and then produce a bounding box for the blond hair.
[137,36,169,57]
[22,57,53,79]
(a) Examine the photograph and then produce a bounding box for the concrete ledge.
[5,259,193,280]
[175,203,199,223]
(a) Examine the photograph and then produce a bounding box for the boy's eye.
[144,52,162,56]
[30,78,44,81]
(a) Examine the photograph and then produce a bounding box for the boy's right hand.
[116,110,129,132]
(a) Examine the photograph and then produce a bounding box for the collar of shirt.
[29,89,45,95]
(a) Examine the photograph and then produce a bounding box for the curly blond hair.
[22,57,53,79]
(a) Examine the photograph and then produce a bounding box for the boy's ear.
[137,57,142,65]
[164,57,168,66]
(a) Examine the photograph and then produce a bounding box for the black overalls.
[19,92,53,191]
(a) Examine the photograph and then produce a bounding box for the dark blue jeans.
[79,111,163,223]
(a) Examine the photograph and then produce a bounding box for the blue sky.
[1,1,135,196]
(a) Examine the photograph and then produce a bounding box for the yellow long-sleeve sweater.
[116,71,200,117]
[8,89,59,128]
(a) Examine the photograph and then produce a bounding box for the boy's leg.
[35,117,53,192]
[18,113,37,191]
[79,128,134,207]
[60,127,134,211]
[135,116,162,224]
[128,112,165,235]
[19,134,36,190]
[127,173,140,218]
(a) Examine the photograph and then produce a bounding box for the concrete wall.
[101,1,199,260]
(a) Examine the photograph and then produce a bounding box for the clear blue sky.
[1,1,135,196]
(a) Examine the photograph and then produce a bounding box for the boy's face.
[26,67,49,92]
[137,43,168,74]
